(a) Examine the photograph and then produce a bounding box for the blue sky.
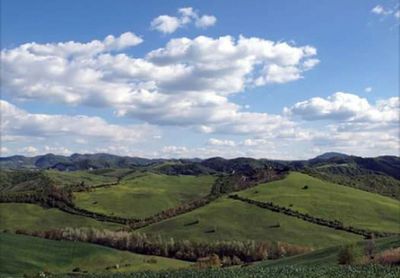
[1,0,399,159]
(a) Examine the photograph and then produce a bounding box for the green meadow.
[0,233,190,275]
[0,203,121,232]
[74,173,215,218]
[141,197,361,248]
[239,172,400,233]
[45,170,117,187]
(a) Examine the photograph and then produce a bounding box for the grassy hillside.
[239,172,400,233]
[74,173,215,218]
[0,203,121,231]
[45,170,117,188]
[0,233,190,275]
[263,236,400,267]
[305,165,400,200]
[141,197,361,248]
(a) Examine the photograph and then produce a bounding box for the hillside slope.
[0,233,190,275]
[0,203,121,231]
[239,172,400,233]
[141,197,361,248]
[74,173,215,218]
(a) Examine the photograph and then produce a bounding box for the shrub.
[373,248,400,265]
[146,258,158,264]
[72,267,81,272]
[364,236,376,260]
[338,244,360,265]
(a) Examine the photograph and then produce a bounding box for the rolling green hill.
[263,235,400,267]
[45,169,118,188]
[239,172,400,233]
[73,173,215,218]
[0,233,190,275]
[141,197,361,248]
[0,203,121,232]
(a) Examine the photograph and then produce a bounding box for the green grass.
[263,236,400,267]
[0,233,190,276]
[0,203,122,232]
[74,173,215,218]
[45,170,117,187]
[239,172,400,233]
[141,197,361,249]
[64,265,400,278]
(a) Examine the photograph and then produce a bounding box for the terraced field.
[239,172,400,233]
[141,197,361,248]
[0,203,121,231]
[74,173,215,218]
[0,233,190,275]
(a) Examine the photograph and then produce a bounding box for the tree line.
[16,227,312,265]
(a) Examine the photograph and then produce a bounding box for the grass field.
[263,236,400,267]
[239,172,400,233]
[0,233,190,275]
[70,265,400,278]
[0,203,122,232]
[141,197,361,248]
[45,170,117,187]
[74,173,215,218]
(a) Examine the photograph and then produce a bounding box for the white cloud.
[364,87,373,93]
[44,145,72,155]
[302,58,320,70]
[372,5,387,15]
[371,4,399,20]
[195,15,217,28]
[0,100,159,143]
[208,138,236,146]
[151,15,181,34]
[0,146,10,155]
[19,146,39,155]
[1,33,318,136]
[150,7,216,34]
[161,145,189,157]
[284,92,399,123]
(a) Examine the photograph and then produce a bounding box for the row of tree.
[211,168,287,195]
[229,195,397,238]
[17,227,312,265]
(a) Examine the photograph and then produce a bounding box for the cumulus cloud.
[284,92,399,123]
[151,15,181,34]
[195,15,217,28]
[151,7,217,34]
[0,100,158,143]
[1,33,318,135]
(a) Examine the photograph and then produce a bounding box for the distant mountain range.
[1,152,399,179]
[0,152,342,170]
